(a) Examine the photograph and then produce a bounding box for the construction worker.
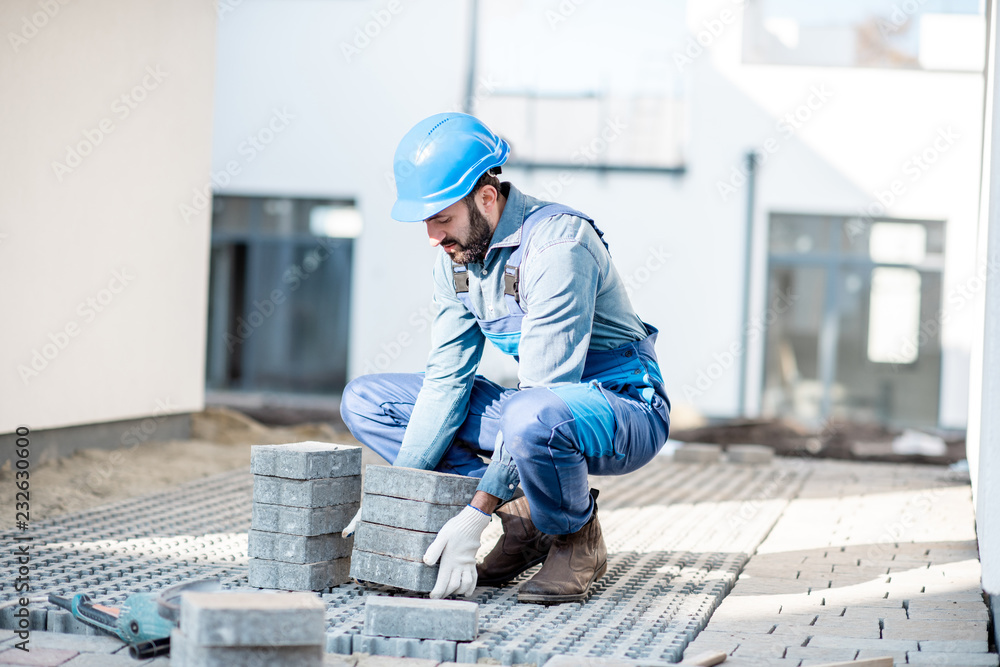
[340,112,670,603]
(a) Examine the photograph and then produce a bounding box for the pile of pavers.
[172,591,324,666]
[350,466,480,592]
[674,442,775,464]
[248,442,361,591]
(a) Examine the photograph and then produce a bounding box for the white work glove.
[342,507,362,538]
[423,505,491,599]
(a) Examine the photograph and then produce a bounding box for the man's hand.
[423,505,491,598]
[342,507,362,538]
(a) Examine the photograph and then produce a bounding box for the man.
[340,112,670,603]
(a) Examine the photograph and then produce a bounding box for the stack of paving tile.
[351,466,479,593]
[248,442,361,591]
[172,591,324,667]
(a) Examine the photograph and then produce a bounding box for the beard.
[447,202,494,265]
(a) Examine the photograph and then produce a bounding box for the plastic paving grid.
[0,458,807,664]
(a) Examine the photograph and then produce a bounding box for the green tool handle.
[48,593,119,633]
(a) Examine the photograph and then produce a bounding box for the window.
[742,0,985,71]
[762,213,944,427]
[206,196,359,393]
[472,0,688,169]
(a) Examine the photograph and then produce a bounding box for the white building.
[211,0,985,431]
[0,0,216,456]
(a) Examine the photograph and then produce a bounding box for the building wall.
[211,0,983,429]
[969,0,999,628]
[0,0,217,434]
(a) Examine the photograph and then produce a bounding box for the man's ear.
[478,184,499,214]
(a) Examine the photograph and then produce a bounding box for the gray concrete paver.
[907,652,1000,666]
[918,638,991,652]
[881,618,986,641]
[179,590,325,647]
[363,597,477,642]
[782,645,858,662]
[16,633,123,653]
[251,442,362,480]
[853,649,907,665]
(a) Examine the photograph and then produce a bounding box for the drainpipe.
[738,150,758,417]
[463,0,479,115]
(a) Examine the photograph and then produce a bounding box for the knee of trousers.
[339,375,382,433]
[498,388,576,461]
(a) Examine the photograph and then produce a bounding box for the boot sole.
[516,560,608,604]
[477,554,549,587]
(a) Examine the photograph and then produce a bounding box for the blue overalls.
[341,205,670,535]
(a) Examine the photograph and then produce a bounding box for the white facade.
[211,0,984,429]
[0,0,217,434]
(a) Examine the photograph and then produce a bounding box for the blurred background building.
[207,0,985,433]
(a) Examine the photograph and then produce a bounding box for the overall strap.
[503,204,608,313]
[452,263,476,315]
[451,203,608,317]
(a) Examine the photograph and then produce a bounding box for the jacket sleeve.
[393,254,486,470]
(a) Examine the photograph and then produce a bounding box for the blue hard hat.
[391,113,510,222]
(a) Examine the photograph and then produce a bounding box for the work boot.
[517,489,607,604]
[476,492,555,586]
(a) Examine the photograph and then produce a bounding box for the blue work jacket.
[392,182,654,499]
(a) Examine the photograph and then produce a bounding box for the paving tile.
[907,607,990,621]
[169,629,323,666]
[353,657,440,667]
[841,606,908,620]
[364,596,477,641]
[881,618,986,641]
[726,445,774,464]
[775,616,880,639]
[351,635,455,662]
[906,652,1000,666]
[805,636,916,652]
[0,647,78,666]
[251,442,362,479]
[252,501,359,536]
[354,522,437,562]
[248,557,351,591]
[782,645,858,661]
[19,632,122,653]
[62,654,157,666]
[673,444,722,464]
[699,621,780,635]
[728,643,788,659]
[248,529,353,563]
[180,591,325,647]
[854,648,907,665]
[253,475,362,508]
[362,466,479,505]
[544,657,676,666]
[705,657,781,667]
[350,550,438,593]
[323,655,358,667]
[360,495,465,533]
[918,639,990,653]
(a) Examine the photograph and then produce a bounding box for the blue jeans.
[340,367,670,535]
